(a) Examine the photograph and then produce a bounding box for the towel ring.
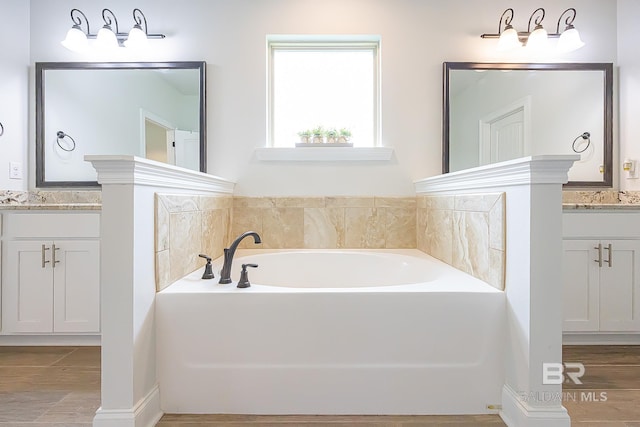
[572,132,591,154]
[0,121,4,137]
[56,131,76,152]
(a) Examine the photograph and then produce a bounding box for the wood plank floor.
[0,345,638,426]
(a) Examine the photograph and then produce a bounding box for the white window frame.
[266,36,382,149]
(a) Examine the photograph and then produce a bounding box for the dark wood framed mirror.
[36,61,206,187]
[443,62,613,187]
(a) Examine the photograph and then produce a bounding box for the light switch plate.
[9,162,22,179]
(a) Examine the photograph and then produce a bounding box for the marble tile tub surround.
[232,196,416,250]
[417,193,505,290]
[155,193,233,291]
[0,189,101,205]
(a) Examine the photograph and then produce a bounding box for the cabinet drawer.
[563,212,640,239]
[3,212,100,238]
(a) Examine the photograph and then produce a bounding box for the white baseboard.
[500,384,570,427]
[0,334,101,346]
[563,333,640,345]
[93,384,163,427]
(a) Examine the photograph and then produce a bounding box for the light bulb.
[557,27,585,53]
[61,26,88,52]
[96,25,119,51]
[124,26,148,49]
[526,26,548,51]
[497,26,522,51]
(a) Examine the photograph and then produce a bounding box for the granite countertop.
[0,203,101,211]
[563,203,640,211]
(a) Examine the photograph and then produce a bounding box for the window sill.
[255,147,394,162]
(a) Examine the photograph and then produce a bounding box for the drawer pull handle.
[41,244,50,268]
[52,244,60,268]
[604,243,612,268]
[594,243,603,267]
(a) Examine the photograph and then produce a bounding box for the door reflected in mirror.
[443,62,613,187]
[36,62,206,187]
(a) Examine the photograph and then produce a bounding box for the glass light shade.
[96,26,119,50]
[557,27,585,53]
[497,27,522,51]
[61,26,88,52]
[526,26,548,50]
[124,26,148,49]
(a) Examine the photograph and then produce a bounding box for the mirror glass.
[36,61,206,187]
[443,62,613,187]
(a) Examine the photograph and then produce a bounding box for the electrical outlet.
[9,162,22,180]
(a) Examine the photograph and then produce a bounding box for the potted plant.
[338,128,352,144]
[297,129,311,144]
[311,126,325,144]
[326,128,338,144]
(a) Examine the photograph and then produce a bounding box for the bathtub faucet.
[219,231,262,284]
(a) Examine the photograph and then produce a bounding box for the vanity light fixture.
[61,8,165,52]
[481,7,585,53]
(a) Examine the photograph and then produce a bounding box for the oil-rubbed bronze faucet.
[219,231,262,284]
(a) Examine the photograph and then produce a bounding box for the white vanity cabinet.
[562,211,640,336]
[1,211,100,335]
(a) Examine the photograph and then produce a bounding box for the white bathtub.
[156,249,506,415]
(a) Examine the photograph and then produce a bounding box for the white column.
[87,156,234,427]
[415,155,578,427]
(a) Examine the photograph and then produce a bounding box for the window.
[268,38,380,148]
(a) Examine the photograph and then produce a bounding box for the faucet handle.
[238,263,258,288]
[198,254,215,280]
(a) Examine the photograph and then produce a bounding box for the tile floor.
[0,345,638,426]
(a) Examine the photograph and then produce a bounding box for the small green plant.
[297,129,312,138]
[326,128,338,138]
[311,126,325,137]
[339,128,352,138]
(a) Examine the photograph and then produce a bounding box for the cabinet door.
[562,239,600,331]
[52,240,100,333]
[599,240,640,332]
[3,241,54,333]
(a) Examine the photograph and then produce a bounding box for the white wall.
[26,0,619,195]
[618,0,640,190]
[0,0,29,191]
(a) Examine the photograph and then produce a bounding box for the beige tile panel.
[425,195,454,210]
[262,208,304,249]
[201,209,230,260]
[169,211,203,283]
[156,250,171,291]
[345,208,386,248]
[157,194,199,213]
[325,196,375,208]
[304,208,345,248]
[452,211,490,279]
[155,195,170,252]
[489,194,505,251]
[454,193,502,212]
[199,195,232,211]
[416,208,428,253]
[231,207,263,249]
[374,197,416,208]
[276,197,326,208]
[385,207,416,248]
[233,197,276,208]
[426,209,453,264]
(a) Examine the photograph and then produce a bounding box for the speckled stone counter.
[0,189,101,210]
[0,203,101,210]
[562,190,640,211]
